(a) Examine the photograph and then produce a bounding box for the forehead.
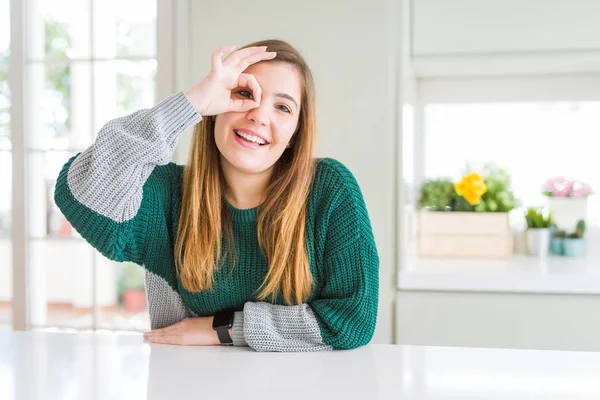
[244,61,302,101]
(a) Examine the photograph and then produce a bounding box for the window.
[423,102,600,227]
[6,0,158,331]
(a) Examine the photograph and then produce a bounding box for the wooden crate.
[418,212,513,259]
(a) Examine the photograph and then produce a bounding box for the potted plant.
[543,177,593,232]
[418,179,456,211]
[118,262,147,312]
[550,225,566,256]
[564,220,586,257]
[474,163,518,213]
[525,207,553,258]
[417,163,517,259]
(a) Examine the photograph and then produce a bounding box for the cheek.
[214,114,234,140]
[274,118,299,144]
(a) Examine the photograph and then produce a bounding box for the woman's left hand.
[143,317,220,346]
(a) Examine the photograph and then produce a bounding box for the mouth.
[234,129,269,147]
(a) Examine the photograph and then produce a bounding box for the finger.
[145,325,175,335]
[146,334,180,345]
[238,73,262,105]
[235,51,277,73]
[211,45,236,72]
[144,326,177,339]
[229,98,260,113]
[223,46,267,68]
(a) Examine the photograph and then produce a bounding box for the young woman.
[54,39,379,352]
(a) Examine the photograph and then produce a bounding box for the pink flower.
[553,187,571,197]
[572,183,594,197]
[543,177,566,192]
[542,177,593,197]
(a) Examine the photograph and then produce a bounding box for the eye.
[237,90,253,99]
[276,104,291,114]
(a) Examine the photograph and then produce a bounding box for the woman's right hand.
[185,45,277,117]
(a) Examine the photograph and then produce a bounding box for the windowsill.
[398,255,600,295]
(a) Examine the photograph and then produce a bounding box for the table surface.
[1,331,600,400]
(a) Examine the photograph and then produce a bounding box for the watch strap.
[213,309,235,345]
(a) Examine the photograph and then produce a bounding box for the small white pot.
[527,228,551,258]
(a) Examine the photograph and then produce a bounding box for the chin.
[221,151,272,174]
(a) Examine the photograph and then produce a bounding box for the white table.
[1,331,599,399]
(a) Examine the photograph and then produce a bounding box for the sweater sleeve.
[53,92,201,265]
[231,160,380,352]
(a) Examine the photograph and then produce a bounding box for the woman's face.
[214,61,302,174]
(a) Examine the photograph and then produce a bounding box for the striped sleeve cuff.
[232,311,248,347]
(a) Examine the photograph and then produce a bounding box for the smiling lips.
[234,129,270,149]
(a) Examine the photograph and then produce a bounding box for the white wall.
[172,0,404,344]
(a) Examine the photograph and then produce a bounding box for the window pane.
[424,103,600,227]
[0,241,10,330]
[28,63,92,150]
[0,0,9,62]
[0,66,9,138]
[30,151,149,331]
[92,60,156,136]
[28,0,91,60]
[0,151,10,235]
[0,151,10,330]
[96,256,150,332]
[29,151,84,239]
[93,0,156,59]
[30,240,95,329]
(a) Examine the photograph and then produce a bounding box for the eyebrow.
[275,93,299,110]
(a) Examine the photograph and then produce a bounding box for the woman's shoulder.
[311,157,366,208]
[309,158,375,248]
[313,157,362,193]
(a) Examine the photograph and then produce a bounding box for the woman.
[54,39,379,352]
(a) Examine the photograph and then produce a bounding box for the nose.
[246,104,269,126]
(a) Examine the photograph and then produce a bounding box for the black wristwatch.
[212,309,235,345]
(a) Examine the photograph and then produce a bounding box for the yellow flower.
[455,172,487,205]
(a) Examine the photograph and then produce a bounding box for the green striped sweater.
[54,91,379,352]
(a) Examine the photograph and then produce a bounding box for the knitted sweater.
[54,92,379,352]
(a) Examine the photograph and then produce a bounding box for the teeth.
[235,130,266,145]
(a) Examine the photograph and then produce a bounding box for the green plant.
[567,219,586,239]
[525,207,553,229]
[418,179,456,211]
[553,229,567,238]
[474,163,518,212]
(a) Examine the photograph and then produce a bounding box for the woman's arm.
[233,160,379,352]
[54,92,201,264]
[232,239,379,352]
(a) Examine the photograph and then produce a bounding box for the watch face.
[213,310,234,329]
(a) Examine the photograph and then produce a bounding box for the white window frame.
[397,74,600,293]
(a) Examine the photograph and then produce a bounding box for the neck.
[220,157,273,210]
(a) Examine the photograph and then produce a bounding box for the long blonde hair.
[174,39,317,306]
